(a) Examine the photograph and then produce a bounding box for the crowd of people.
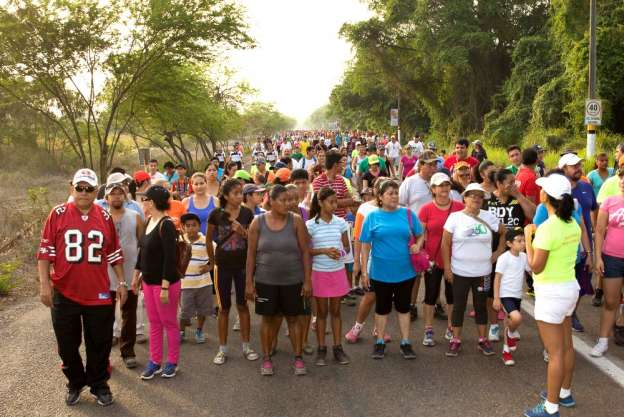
[37,131,624,417]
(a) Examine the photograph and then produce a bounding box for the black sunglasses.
[74,185,96,193]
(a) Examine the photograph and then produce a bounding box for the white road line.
[521,299,624,388]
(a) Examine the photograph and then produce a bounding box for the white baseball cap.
[430,172,452,186]
[536,174,571,200]
[71,168,98,187]
[557,153,584,169]
[462,183,491,199]
[105,172,128,196]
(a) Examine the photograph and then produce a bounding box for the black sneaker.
[434,303,447,320]
[371,342,386,359]
[409,304,418,322]
[333,345,350,365]
[614,325,624,346]
[90,387,114,407]
[592,289,604,307]
[315,346,328,366]
[65,386,83,406]
[400,343,417,359]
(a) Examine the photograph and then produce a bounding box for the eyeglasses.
[74,185,96,193]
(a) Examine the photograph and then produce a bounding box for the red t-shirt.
[516,166,540,205]
[443,155,479,171]
[38,202,123,306]
[418,201,464,268]
[312,173,349,218]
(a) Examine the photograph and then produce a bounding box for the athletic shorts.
[500,297,521,315]
[214,266,246,311]
[345,263,354,273]
[255,282,304,317]
[180,286,213,321]
[371,278,415,315]
[534,282,580,324]
[602,253,624,279]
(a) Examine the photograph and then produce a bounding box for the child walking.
[493,227,531,366]
[306,187,351,366]
[179,213,213,344]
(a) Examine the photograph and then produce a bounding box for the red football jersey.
[38,202,123,306]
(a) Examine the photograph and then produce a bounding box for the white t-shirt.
[150,171,166,183]
[444,210,499,277]
[229,151,242,162]
[298,157,316,170]
[306,215,348,272]
[386,141,401,158]
[495,251,530,298]
[399,174,432,214]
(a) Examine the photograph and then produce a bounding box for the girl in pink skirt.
[306,187,351,366]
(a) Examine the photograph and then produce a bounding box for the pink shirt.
[401,155,418,179]
[418,201,464,268]
[601,195,624,257]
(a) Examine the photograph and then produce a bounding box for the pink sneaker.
[372,328,391,343]
[345,325,362,343]
[261,359,274,376]
[293,357,307,376]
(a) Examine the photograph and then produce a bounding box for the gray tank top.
[255,213,304,285]
[108,209,139,289]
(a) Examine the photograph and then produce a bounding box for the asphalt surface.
[1,293,624,417]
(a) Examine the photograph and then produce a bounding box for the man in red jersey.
[443,138,479,172]
[38,168,127,408]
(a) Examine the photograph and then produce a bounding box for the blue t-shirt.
[359,207,423,283]
[571,181,597,243]
[587,169,614,202]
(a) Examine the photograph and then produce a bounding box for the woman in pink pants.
[131,185,181,379]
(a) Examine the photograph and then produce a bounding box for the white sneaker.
[243,346,260,361]
[213,351,227,365]
[590,340,608,357]
[444,327,453,341]
[232,316,240,331]
[488,325,500,342]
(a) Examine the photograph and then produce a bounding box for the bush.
[0,261,19,296]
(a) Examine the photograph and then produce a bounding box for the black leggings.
[372,278,415,315]
[424,266,454,306]
[451,274,489,327]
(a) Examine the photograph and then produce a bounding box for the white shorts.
[534,281,580,324]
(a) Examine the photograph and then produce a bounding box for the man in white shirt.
[399,150,437,213]
[385,135,401,177]
[147,159,166,183]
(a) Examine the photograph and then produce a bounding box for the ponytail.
[548,193,574,223]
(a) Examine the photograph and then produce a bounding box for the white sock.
[503,344,510,353]
[354,322,364,330]
[597,337,608,345]
[559,387,571,398]
[219,345,228,353]
[544,400,558,414]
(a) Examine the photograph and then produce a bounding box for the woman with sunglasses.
[360,179,424,359]
[441,183,505,357]
[450,162,471,201]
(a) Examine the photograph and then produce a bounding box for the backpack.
[158,217,192,278]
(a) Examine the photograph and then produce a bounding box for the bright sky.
[227,0,372,127]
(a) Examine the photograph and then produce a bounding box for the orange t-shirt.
[167,199,186,229]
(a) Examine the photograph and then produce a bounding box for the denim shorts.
[603,253,624,279]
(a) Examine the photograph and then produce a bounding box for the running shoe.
[303,343,314,355]
[434,303,447,320]
[446,339,461,357]
[371,342,386,359]
[140,360,162,380]
[590,340,608,357]
[400,343,417,359]
[372,328,391,343]
[488,325,500,342]
[90,386,114,407]
[65,386,83,406]
[502,351,515,366]
[409,304,418,322]
[478,339,495,356]
[261,359,274,376]
[539,391,576,407]
[506,330,518,352]
[195,328,206,344]
[592,288,604,307]
[233,316,240,331]
[422,328,435,347]
[315,346,328,366]
[345,324,362,343]
[243,346,260,361]
[293,357,307,375]
[161,362,178,378]
[123,356,137,369]
[444,327,454,341]
[333,345,350,365]
[523,402,560,417]
[213,351,227,365]
[571,314,584,332]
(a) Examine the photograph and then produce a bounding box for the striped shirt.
[182,233,212,289]
[306,215,348,272]
[312,173,349,218]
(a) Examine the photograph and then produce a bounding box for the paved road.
[1,294,624,417]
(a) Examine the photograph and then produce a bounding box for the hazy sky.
[227,0,372,127]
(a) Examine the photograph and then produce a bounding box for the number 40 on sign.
[585,99,602,126]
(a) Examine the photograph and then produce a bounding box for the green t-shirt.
[597,175,620,204]
[507,164,519,175]
[532,216,581,285]
[358,157,387,174]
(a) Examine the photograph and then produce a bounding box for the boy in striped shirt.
[179,213,213,344]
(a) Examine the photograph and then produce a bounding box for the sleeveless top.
[255,213,304,285]
[108,209,138,290]
[188,195,216,235]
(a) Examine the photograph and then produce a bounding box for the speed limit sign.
[585,99,602,126]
